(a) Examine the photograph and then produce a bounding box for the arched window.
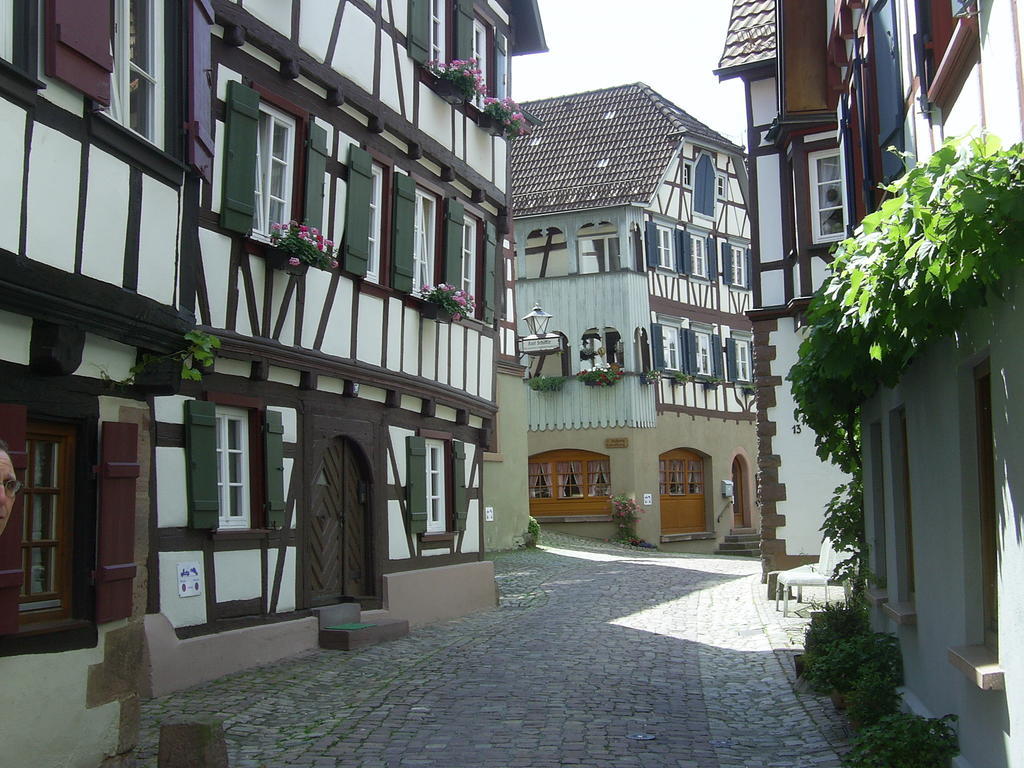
[528,449,612,516]
[576,222,619,274]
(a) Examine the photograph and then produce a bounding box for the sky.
[511,0,746,146]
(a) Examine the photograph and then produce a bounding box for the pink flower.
[453,313,462,321]
[326,240,334,247]
[299,225,308,233]
[272,223,282,231]
[288,257,301,266]
[330,259,339,269]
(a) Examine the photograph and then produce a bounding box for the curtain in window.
[528,462,552,498]
[587,460,610,497]
[557,461,583,498]
[660,459,686,495]
[687,460,704,494]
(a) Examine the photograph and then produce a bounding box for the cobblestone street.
[137,535,850,767]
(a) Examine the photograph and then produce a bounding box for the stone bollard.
[158,715,229,768]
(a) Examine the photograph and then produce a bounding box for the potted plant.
[844,713,958,768]
[740,382,756,395]
[700,376,726,391]
[576,364,625,387]
[610,495,643,543]
[640,369,661,385]
[424,58,484,104]
[268,221,338,274]
[417,283,475,322]
[671,371,695,386]
[526,375,567,392]
[480,97,531,140]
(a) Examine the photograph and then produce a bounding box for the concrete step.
[314,603,410,651]
[730,527,757,535]
[716,549,760,557]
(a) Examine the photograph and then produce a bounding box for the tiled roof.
[717,0,776,74]
[511,83,742,217]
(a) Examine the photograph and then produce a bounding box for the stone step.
[716,549,760,557]
[314,603,410,651]
[724,534,761,544]
[718,541,761,552]
[730,527,757,535]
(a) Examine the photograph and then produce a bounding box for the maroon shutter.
[0,405,27,635]
[186,0,215,181]
[44,0,113,106]
[94,422,140,624]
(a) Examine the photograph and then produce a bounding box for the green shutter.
[406,436,427,534]
[391,173,417,293]
[455,0,474,61]
[220,81,260,234]
[452,440,468,531]
[343,145,373,277]
[304,122,330,231]
[264,409,287,528]
[483,222,497,324]
[444,198,465,288]
[185,400,219,529]
[408,0,430,64]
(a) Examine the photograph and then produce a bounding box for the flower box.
[432,77,466,105]
[477,113,505,137]
[264,246,310,276]
[419,301,454,323]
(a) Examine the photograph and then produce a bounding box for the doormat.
[325,623,376,631]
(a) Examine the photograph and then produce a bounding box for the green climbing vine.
[788,135,1024,586]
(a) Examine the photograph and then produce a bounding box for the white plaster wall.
[386,297,403,371]
[750,77,777,127]
[270,270,297,342]
[0,627,120,768]
[214,357,251,377]
[449,323,465,390]
[211,119,226,215]
[464,328,479,396]
[199,227,232,329]
[242,0,291,32]
[418,83,455,151]
[0,309,31,365]
[318,375,345,394]
[25,123,80,271]
[761,267,785,309]
[156,447,188,528]
[810,256,829,294]
[214,549,262,602]
[73,335,135,381]
[0,99,25,254]
[978,2,1024,144]
[331,177,347,247]
[358,384,387,403]
[301,267,333,348]
[479,334,494,400]
[402,305,419,376]
[388,500,411,559]
[461,499,480,554]
[400,394,422,412]
[755,153,783,265]
[356,293,385,363]
[80,149,130,286]
[159,550,208,627]
[267,546,297,612]
[420,320,437,380]
[379,30,401,114]
[333,5,376,94]
[268,366,301,386]
[770,321,848,556]
[466,123,491,181]
[137,176,179,305]
[154,395,191,424]
[37,72,85,115]
[298,0,339,62]
[943,64,983,140]
[397,51,415,122]
[320,275,354,358]
[267,405,298,443]
[436,323,450,386]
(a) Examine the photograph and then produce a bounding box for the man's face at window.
[0,451,15,538]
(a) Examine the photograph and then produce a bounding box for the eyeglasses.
[3,479,22,498]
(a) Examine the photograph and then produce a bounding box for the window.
[577,222,619,274]
[694,331,712,376]
[0,0,12,62]
[693,153,716,218]
[461,216,477,299]
[215,407,250,530]
[656,226,675,269]
[109,0,164,145]
[974,362,997,650]
[662,326,679,370]
[809,150,846,242]
[429,0,446,62]
[366,163,385,283]
[425,439,446,533]
[472,18,488,105]
[731,246,746,288]
[716,173,727,199]
[734,339,751,381]
[413,189,437,293]
[690,235,708,278]
[527,450,612,516]
[19,424,75,623]
[660,454,703,496]
[528,463,552,498]
[682,161,693,187]
[253,103,297,237]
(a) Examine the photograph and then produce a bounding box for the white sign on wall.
[643,493,653,506]
[177,561,202,598]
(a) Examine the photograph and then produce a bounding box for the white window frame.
[472,18,488,106]
[425,438,446,533]
[110,0,165,146]
[662,325,679,371]
[716,173,727,199]
[215,406,251,530]
[656,225,674,270]
[682,161,693,188]
[253,103,296,237]
[694,331,712,376]
[462,216,477,300]
[735,338,751,382]
[809,148,846,243]
[366,163,384,283]
[0,0,13,62]
[690,235,708,279]
[429,0,446,63]
[731,246,746,288]
[413,189,437,293]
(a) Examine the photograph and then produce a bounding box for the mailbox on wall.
[721,480,734,498]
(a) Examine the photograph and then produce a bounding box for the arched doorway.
[659,449,706,534]
[307,437,373,606]
[732,455,749,528]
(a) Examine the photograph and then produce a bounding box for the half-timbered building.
[0,1,544,765]
[717,0,850,576]
[511,84,759,552]
[723,0,1024,764]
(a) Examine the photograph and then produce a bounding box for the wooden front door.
[308,438,372,606]
[732,456,748,528]
[659,449,706,534]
